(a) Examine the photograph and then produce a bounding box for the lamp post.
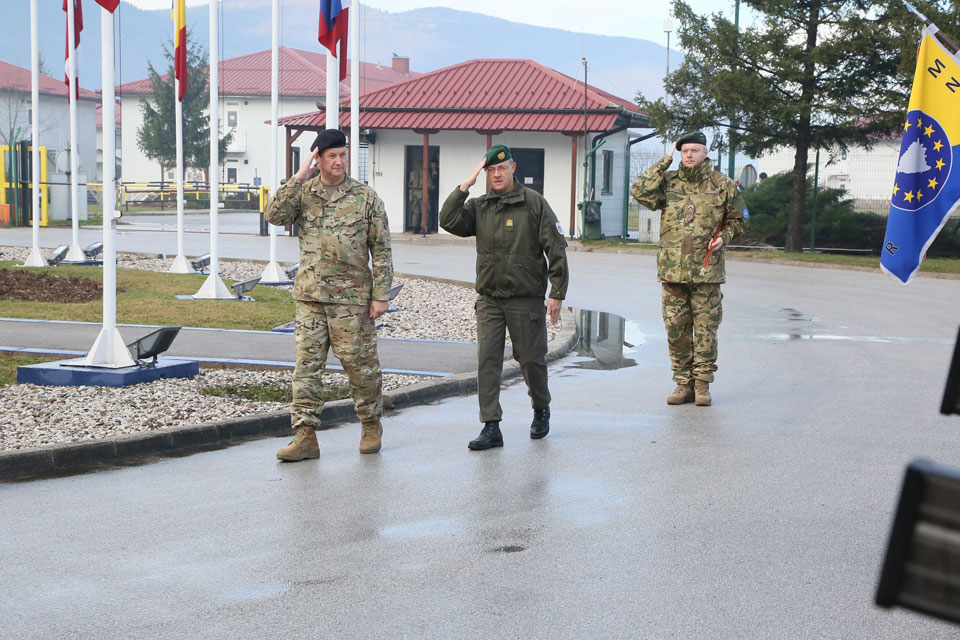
[663,19,673,156]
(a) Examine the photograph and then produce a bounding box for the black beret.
[676,131,707,150]
[311,129,347,153]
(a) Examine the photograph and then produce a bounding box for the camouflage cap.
[676,131,708,150]
[484,144,513,167]
[311,128,347,153]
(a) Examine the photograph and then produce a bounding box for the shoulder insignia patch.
[742,207,750,219]
[556,222,564,235]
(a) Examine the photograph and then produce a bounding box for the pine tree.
[637,0,960,252]
[136,34,232,184]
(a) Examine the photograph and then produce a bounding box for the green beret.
[484,144,513,167]
[676,131,707,150]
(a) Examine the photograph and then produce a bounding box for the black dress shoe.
[530,407,550,439]
[468,421,503,450]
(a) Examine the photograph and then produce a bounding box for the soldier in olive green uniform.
[264,129,393,460]
[631,131,748,406]
[440,144,569,450]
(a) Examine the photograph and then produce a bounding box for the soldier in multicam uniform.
[631,131,748,407]
[264,129,393,460]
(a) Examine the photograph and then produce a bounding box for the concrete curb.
[0,308,579,481]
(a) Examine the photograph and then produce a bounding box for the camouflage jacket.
[264,175,393,305]
[632,156,748,283]
[440,181,569,299]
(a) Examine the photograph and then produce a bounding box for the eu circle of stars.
[892,109,951,212]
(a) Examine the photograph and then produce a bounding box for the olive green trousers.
[476,295,550,422]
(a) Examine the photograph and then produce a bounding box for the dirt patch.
[0,268,107,303]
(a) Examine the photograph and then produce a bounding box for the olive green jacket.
[264,175,393,304]
[440,181,569,299]
[632,157,748,284]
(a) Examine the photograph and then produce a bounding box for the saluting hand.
[294,148,319,181]
[668,142,677,156]
[459,158,487,193]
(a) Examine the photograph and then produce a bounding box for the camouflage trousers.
[291,300,382,430]
[661,282,723,384]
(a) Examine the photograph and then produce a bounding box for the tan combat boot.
[666,382,695,405]
[694,380,712,406]
[359,420,382,454]
[276,426,320,461]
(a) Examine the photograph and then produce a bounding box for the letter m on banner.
[318,0,349,81]
[881,24,960,284]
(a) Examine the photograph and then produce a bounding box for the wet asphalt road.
[2,229,960,637]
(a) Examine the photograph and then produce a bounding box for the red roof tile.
[116,47,415,97]
[278,59,647,134]
[0,59,99,101]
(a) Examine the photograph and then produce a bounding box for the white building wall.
[0,94,97,179]
[120,93,318,186]
[367,129,583,236]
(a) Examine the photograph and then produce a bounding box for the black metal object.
[876,460,960,625]
[941,325,960,416]
[126,327,181,367]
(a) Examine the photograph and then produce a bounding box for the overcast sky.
[122,0,751,46]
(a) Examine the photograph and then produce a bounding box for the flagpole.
[23,0,46,267]
[194,0,232,299]
[169,3,190,273]
[83,4,135,367]
[326,44,339,130]
[349,1,358,178]
[64,0,85,262]
[259,0,285,284]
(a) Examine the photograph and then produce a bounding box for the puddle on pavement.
[377,515,461,540]
[566,309,644,370]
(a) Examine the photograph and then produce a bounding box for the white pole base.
[21,247,48,267]
[193,273,234,299]
[169,254,195,274]
[65,243,85,262]
[258,260,287,284]
[82,327,136,368]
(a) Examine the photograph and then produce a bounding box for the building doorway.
[404,145,439,233]
[511,148,545,194]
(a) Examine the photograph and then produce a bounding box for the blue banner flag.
[881,25,960,284]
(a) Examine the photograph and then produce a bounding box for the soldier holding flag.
[632,132,748,407]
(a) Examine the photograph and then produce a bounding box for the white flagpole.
[64,0,85,262]
[326,38,339,130]
[259,0,284,283]
[194,0,232,299]
[23,0,46,267]
[83,5,135,367]
[349,1,358,178]
[169,73,191,273]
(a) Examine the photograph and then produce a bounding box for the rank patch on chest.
[506,219,514,228]
[685,201,696,223]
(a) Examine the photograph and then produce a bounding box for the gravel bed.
[0,368,424,451]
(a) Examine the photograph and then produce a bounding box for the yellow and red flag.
[173,0,187,100]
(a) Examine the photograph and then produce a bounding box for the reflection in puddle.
[760,333,952,344]
[377,516,461,539]
[568,309,644,370]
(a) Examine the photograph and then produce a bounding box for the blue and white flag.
[881,24,960,284]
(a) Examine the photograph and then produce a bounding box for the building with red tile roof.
[279,58,649,237]
[118,47,416,185]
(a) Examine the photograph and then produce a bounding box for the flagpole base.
[258,260,287,284]
[169,254,194,274]
[192,273,234,299]
[20,248,48,267]
[65,244,85,262]
[81,327,137,368]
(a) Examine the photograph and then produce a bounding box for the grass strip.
[0,262,296,330]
